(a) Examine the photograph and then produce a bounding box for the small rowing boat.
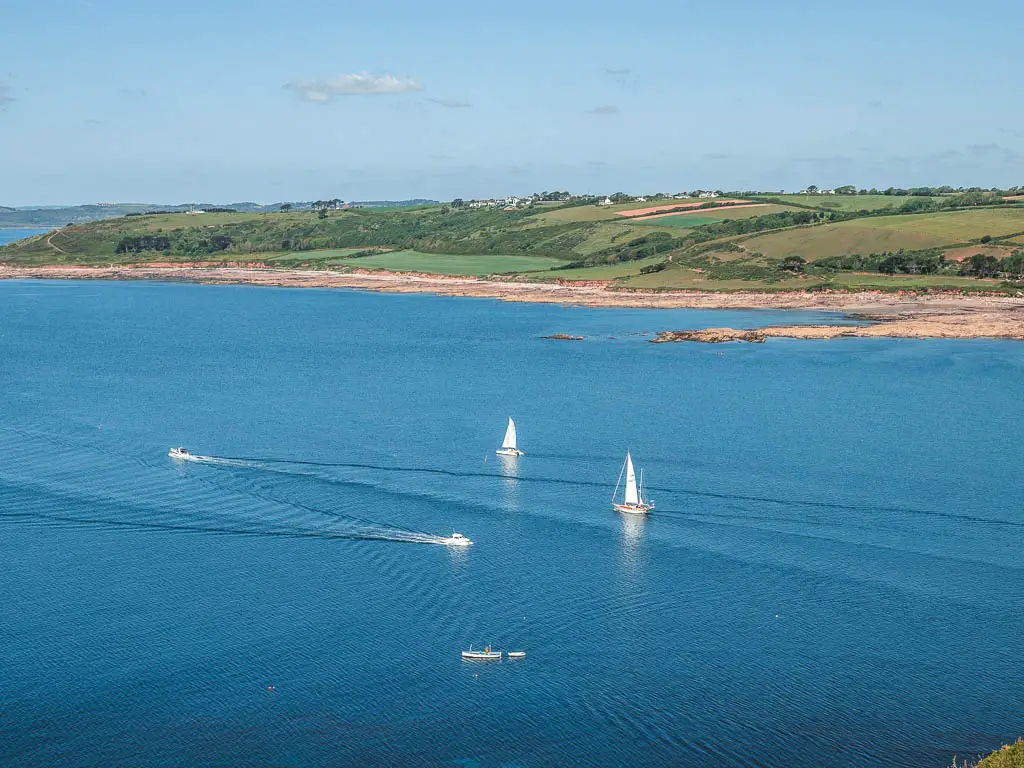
[506,651,526,659]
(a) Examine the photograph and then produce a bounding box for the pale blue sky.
[1,0,1022,204]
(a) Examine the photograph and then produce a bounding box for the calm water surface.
[0,227,51,246]
[0,280,1020,767]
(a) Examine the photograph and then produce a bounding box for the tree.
[317,208,328,219]
[960,253,1000,278]
[1002,251,1024,280]
[835,185,856,195]
[779,255,806,273]
[980,234,993,243]
[451,198,464,208]
[280,203,292,212]
[806,184,819,194]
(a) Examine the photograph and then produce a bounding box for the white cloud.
[284,72,423,102]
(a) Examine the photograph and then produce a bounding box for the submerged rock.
[542,334,584,341]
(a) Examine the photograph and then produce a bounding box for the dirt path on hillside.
[45,228,67,254]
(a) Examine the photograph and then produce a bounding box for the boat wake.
[0,430,468,547]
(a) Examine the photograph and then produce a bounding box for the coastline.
[3,264,1024,340]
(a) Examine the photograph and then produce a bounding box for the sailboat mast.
[612,455,626,501]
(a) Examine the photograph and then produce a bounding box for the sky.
[1,0,1022,205]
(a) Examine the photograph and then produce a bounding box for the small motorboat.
[442,532,473,547]
[506,651,526,659]
[462,644,501,661]
[168,446,195,461]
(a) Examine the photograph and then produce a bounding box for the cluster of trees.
[179,234,233,255]
[312,199,344,211]
[959,251,1024,278]
[116,232,234,256]
[813,248,1024,279]
[115,235,172,254]
[532,191,572,201]
[802,185,1009,196]
[816,249,949,275]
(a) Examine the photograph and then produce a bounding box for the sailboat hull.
[496,448,524,457]
[614,503,653,515]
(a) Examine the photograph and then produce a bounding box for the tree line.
[814,248,1024,278]
[115,233,233,256]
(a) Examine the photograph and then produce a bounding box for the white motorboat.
[168,446,195,461]
[612,451,654,514]
[495,417,524,457]
[442,532,473,547]
[506,651,526,659]
[462,644,501,660]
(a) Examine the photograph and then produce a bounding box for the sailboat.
[613,451,654,514]
[495,417,524,457]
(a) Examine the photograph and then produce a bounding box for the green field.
[633,215,724,229]
[742,224,950,260]
[742,207,1024,261]
[766,194,924,211]
[860,208,1024,240]
[536,256,666,281]
[342,250,564,276]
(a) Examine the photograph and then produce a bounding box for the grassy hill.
[973,738,1024,768]
[3,196,1024,292]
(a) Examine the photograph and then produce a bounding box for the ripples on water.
[0,281,1020,768]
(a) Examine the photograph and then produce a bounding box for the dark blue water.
[0,227,51,246]
[0,280,1020,768]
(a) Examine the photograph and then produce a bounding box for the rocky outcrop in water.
[651,329,767,343]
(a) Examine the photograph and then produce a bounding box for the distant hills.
[0,200,440,228]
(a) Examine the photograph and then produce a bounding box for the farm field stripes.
[614,200,752,218]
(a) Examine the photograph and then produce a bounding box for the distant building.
[697,190,719,199]
[598,197,613,206]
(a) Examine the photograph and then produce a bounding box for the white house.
[598,196,613,206]
[697,190,719,199]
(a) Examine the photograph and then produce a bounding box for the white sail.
[501,418,518,450]
[624,452,639,506]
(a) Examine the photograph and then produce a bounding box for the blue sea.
[0,280,1020,768]
[0,227,52,246]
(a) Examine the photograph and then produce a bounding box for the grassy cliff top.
[975,738,1024,768]
[3,196,1023,292]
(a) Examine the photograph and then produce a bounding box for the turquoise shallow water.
[0,280,1020,767]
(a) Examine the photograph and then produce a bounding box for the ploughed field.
[2,197,1023,292]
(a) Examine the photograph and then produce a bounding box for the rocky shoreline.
[3,265,1024,340]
